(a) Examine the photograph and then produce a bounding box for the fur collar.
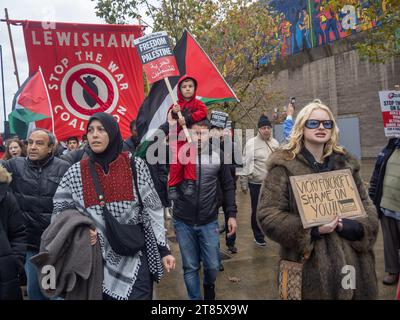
[0,165,12,184]
[0,165,12,202]
[267,148,360,176]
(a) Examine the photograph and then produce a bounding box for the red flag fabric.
[136,29,238,142]
[16,68,52,117]
[185,31,238,104]
[20,20,144,140]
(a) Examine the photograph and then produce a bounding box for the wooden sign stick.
[164,77,192,143]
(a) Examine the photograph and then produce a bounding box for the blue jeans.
[25,250,49,300]
[173,219,220,300]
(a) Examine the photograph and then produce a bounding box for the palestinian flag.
[9,68,53,139]
[136,29,239,142]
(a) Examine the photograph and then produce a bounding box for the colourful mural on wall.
[260,0,381,64]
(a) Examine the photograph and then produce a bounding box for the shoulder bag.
[88,158,145,256]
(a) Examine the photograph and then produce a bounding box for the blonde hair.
[0,165,12,184]
[282,100,345,160]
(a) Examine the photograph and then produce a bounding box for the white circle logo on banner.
[60,63,119,120]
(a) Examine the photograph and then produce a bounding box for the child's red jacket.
[168,75,208,131]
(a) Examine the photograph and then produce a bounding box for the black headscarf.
[87,112,123,173]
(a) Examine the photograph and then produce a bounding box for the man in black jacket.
[163,116,237,300]
[0,165,26,300]
[1,128,69,300]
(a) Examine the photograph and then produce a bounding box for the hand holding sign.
[318,216,340,234]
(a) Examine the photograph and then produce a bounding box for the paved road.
[155,159,398,300]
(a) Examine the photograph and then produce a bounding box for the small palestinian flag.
[9,67,53,139]
[136,29,239,143]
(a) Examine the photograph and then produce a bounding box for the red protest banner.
[19,20,144,140]
[134,31,179,84]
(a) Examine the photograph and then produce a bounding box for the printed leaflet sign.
[378,91,400,137]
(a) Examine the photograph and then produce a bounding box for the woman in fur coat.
[257,100,379,299]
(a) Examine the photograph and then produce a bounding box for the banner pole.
[0,45,9,138]
[38,66,55,136]
[164,77,192,143]
[4,8,20,88]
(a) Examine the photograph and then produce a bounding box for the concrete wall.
[255,35,400,158]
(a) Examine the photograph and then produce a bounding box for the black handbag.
[88,158,145,256]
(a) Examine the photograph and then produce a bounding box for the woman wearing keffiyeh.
[53,112,175,300]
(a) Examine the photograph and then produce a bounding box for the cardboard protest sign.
[134,31,179,84]
[210,111,229,128]
[378,91,400,137]
[289,169,366,228]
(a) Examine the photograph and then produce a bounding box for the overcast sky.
[0,0,141,132]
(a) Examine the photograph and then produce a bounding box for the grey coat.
[30,209,103,300]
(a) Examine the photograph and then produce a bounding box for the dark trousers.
[249,183,265,242]
[381,215,400,274]
[103,253,153,300]
[223,169,238,247]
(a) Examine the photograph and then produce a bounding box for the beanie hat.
[258,114,271,128]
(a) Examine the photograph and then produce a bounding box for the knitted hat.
[258,114,272,128]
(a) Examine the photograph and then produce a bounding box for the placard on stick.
[289,169,366,228]
[134,31,191,142]
[210,111,229,129]
[134,31,179,84]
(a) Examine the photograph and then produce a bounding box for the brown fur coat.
[257,150,378,299]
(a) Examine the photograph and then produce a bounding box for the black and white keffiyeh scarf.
[53,155,166,300]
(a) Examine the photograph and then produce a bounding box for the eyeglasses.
[305,119,334,129]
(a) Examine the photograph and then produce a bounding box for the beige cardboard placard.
[289,169,366,229]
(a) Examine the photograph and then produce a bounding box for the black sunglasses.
[305,119,334,129]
